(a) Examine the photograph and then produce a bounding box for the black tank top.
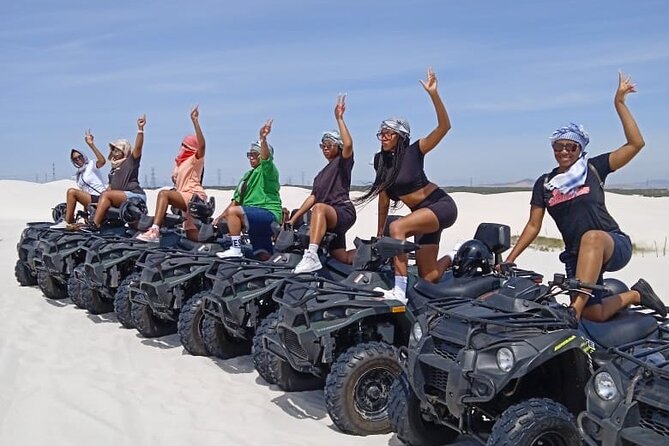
[374,141,429,201]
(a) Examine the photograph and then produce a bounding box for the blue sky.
[2,0,668,186]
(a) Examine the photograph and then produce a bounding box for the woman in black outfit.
[505,72,665,322]
[289,94,356,273]
[356,68,457,304]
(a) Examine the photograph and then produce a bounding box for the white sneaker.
[373,287,408,304]
[216,247,243,258]
[293,251,322,274]
[50,220,69,229]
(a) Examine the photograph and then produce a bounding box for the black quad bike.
[73,196,218,316]
[389,272,666,446]
[578,315,669,445]
[33,198,148,300]
[259,223,512,436]
[15,202,79,286]
[193,223,350,358]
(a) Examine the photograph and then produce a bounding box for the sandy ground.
[0,180,667,446]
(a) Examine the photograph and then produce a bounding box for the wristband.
[137,130,144,134]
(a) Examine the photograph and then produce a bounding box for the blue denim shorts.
[124,191,147,202]
[242,206,277,254]
[560,230,632,306]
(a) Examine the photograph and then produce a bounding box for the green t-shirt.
[233,157,283,223]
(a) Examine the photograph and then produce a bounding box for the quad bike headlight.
[594,372,618,401]
[411,321,423,343]
[496,347,515,372]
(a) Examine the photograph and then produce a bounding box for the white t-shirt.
[76,160,107,195]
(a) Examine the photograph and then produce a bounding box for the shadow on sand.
[210,354,256,374]
[139,333,182,349]
[270,390,328,421]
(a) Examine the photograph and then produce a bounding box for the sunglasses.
[552,141,580,153]
[376,130,396,141]
[72,155,84,162]
[246,151,259,159]
[320,142,337,150]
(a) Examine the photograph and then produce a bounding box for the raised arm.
[84,129,106,168]
[259,119,273,160]
[191,105,206,158]
[418,67,451,154]
[608,71,645,171]
[288,195,317,227]
[505,206,545,264]
[334,94,353,159]
[132,114,146,159]
[377,190,390,237]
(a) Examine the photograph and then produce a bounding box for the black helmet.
[453,239,493,278]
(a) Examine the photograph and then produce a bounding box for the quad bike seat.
[323,258,356,278]
[413,272,500,300]
[579,310,658,349]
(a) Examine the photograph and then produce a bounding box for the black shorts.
[410,188,457,245]
[330,202,356,251]
[90,194,100,204]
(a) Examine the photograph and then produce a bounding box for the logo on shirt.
[548,186,590,207]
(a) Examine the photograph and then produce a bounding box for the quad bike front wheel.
[251,310,322,390]
[67,265,87,308]
[37,270,68,300]
[113,272,140,328]
[178,291,213,356]
[388,372,458,445]
[487,398,581,446]
[200,311,251,359]
[131,300,176,338]
[324,341,401,435]
[15,260,37,286]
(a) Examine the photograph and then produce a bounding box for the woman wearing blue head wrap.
[505,72,665,323]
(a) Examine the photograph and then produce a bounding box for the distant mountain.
[607,179,669,189]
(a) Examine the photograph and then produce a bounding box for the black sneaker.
[632,279,667,317]
[552,305,579,328]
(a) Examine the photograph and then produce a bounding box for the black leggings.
[410,188,457,245]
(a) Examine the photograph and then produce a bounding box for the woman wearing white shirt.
[51,130,107,229]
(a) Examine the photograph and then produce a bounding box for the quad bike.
[192,222,349,358]
[33,198,148,300]
[15,202,80,286]
[389,271,666,446]
[578,311,669,445]
[259,222,512,436]
[73,196,217,317]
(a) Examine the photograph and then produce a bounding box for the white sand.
[0,180,667,446]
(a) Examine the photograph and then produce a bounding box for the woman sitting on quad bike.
[288,94,357,273]
[50,132,107,229]
[214,119,282,259]
[137,106,206,242]
[505,71,665,323]
[74,115,148,231]
[355,67,457,304]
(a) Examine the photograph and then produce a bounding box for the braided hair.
[354,135,410,208]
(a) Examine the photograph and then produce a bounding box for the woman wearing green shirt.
[215,119,282,258]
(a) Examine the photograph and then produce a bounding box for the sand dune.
[0,180,667,445]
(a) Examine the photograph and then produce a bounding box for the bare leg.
[154,190,187,227]
[222,205,245,235]
[94,191,128,227]
[309,203,338,245]
[415,245,451,283]
[389,208,440,279]
[65,188,93,223]
[572,230,640,321]
[331,248,357,264]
